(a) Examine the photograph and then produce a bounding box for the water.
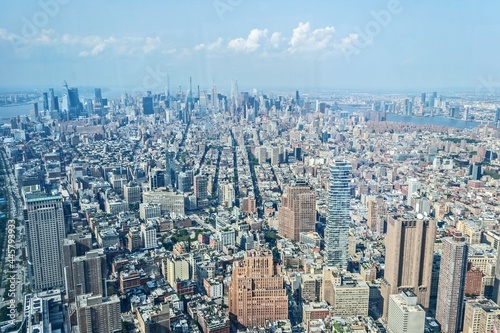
[386,114,479,129]
[0,104,34,120]
[341,105,479,129]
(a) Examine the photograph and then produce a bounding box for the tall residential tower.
[436,232,468,333]
[324,160,351,268]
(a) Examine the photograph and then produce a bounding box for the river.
[0,101,484,130]
[341,105,480,129]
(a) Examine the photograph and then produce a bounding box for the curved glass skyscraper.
[325,159,352,268]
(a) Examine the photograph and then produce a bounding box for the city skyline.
[1,1,500,91]
[3,2,500,332]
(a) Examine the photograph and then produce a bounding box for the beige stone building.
[382,213,436,317]
[278,181,316,241]
[229,249,288,327]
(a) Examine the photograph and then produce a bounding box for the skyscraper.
[382,212,436,317]
[94,88,102,104]
[49,88,55,111]
[324,159,351,268]
[493,243,500,305]
[25,192,66,291]
[194,174,208,208]
[123,181,141,205]
[143,96,154,114]
[436,232,468,333]
[67,86,83,118]
[278,180,316,241]
[165,150,176,187]
[72,249,107,297]
[76,294,121,333]
[149,168,166,190]
[407,178,420,207]
[367,195,386,234]
[229,249,288,327]
[471,163,482,181]
[42,92,49,111]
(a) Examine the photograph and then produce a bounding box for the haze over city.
[2,2,500,333]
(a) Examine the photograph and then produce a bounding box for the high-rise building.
[322,268,369,317]
[66,86,83,118]
[367,195,386,234]
[405,99,413,116]
[407,178,420,207]
[165,150,176,187]
[177,172,191,193]
[139,203,161,220]
[429,91,437,108]
[463,297,500,333]
[63,239,77,298]
[127,227,142,252]
[141,222,157,249]
[223,183,235,208]
[194,174,208,208]
[471,163,482,181]
[164,256,190,289]
[143,96,154,114]
[149,168,166,190]
[229,249,288,327]
[49,88,56,111]
[25,192,66,291]
[436,232,468,333]
[382,212,436,317]
[94,88,102,104]
[72,249,107,297]
[493,243,500,304]
[43,92,49,111]
[387,290,426,333]
[76,294,121,333]
[270,147,280,165]
[278,180,316,241]
[25,290,65,332]
[300,274,323,303]
[123,181,141,204]
[324,160,351,268]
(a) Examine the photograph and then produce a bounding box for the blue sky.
[1,0,500,92]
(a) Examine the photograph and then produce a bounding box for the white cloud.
[288,22,336,53]
[79,42,106,57]
[0,23,357,60]
[269,32,284,49]
[228,28,268,52]
[194,37,223,51]
[143,37,161,54]
[0,28,13,41]
[33,29,57,45]
[336,33,359,50]
[0,27,176,57]
[162,48,177,55]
